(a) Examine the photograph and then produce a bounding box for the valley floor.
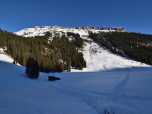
[0,60,152,114]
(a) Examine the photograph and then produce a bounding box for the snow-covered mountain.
[15,26,125,38]
[15,26,149,72]
[0,26,152,114]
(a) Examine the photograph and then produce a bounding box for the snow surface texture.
[0,59,152,114]
[75,40,149,72]
[0,49,13,63]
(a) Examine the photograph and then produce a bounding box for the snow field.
[75,40,149,72]
[47,68,152,114]
[0,61,97,114]
[0,55,152,113]
[0,50,13,64]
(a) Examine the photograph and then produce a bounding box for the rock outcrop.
[32,26,126,32]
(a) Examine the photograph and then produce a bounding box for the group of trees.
[67,32,84,48]
[89,31,152,65]
[89,32,123,56]
[47,35,86,71]
[2,27,152,78]
[104,32,152,65]
[0,29,86,79]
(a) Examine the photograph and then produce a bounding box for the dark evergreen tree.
[25,58,39,79]
[58,62,64,72]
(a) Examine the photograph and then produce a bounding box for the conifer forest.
[1,28,152,73]
[89,31,152,65]
[0,29,86,73]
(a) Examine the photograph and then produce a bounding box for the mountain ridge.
[32,26,126,32]
[15,26,125,38]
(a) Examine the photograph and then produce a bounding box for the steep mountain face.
[15,26,149,72]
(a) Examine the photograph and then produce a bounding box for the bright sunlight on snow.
[0,27,152,114]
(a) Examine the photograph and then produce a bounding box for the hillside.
[15,26,149,72]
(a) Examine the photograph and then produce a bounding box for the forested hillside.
[89,31,152,65]
[0,29,86,72]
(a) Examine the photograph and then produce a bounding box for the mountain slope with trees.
[1,27,151,74]
[0,29,86,73]
[89,31,152,65]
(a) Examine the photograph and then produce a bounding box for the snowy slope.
[0,48,20,66]
[0,57,152,114]
[0,49,13,63]
[15,27,150,72]
[15,27,89,38]
[0,61,97,114]
[15,26,115,38]
[76,40,149,72]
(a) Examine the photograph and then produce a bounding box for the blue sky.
[0,0,152,34]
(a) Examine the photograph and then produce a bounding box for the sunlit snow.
[0,27,151,114]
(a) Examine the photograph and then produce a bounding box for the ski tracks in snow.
[113,72,130,95]
[47,71,149,114]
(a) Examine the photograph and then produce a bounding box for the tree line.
[0,29,86,74]
[89,31,152,65]
[67,32,84,48]
[89,32,123,56]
